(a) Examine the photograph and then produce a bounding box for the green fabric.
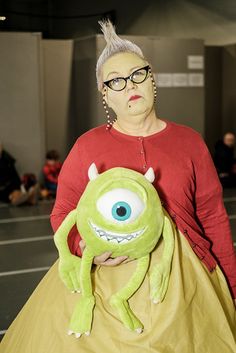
[54,165,174,337]
[68,248,95,335]
[54,209,81,292]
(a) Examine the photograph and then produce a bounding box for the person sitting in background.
[21,173,39,205]
[42,150,62,198]
[214,132,236,188]
[0,143,38,206]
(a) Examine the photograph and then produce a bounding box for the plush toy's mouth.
[89,221,146,244]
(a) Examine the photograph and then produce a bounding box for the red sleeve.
[194,139,236,298]
[50,139,88,256]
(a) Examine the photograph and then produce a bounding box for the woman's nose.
[126,78,136,90]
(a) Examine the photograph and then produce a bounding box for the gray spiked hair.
[96,19,145,91]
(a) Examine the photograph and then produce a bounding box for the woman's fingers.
[79,239,86,254]
[79,239,128,267]
[100,255,128,267]
[93,252,112,265]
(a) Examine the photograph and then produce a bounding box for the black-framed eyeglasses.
[103,65,150,92]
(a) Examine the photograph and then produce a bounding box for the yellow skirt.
[1,221,236,353]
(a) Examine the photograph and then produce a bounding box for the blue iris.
[111,201,131,221]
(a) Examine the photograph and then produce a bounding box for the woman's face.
[102,52,155,120]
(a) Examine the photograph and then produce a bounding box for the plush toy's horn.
[144,167,155,183]
[88,163,99,180]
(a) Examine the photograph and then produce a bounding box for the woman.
[1,20,236,353]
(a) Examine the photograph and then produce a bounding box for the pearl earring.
[149,70,157,104]
[102,90,117,130]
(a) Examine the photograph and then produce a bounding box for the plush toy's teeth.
[90,221,145,243]
[109,238,119,244]
[120,238,129,243]
[117,236,125,242]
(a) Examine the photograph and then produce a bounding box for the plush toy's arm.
[54,209,81,292]
[68,248,95,336]
[113,255,150,300]
[150,214,174,303]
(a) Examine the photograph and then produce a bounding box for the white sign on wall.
[188,73,204,87]
[155,73,173,87]
[172,73,188,87]
[187,55,204,69]
[154,72,204,87]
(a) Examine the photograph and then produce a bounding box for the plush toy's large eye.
[96,188,145,224]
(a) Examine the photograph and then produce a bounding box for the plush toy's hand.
[150,262,171,304]
[58,254,81,292]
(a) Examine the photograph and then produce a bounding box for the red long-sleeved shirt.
[51,121,236,298]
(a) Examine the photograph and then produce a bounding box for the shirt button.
[140,150,144,154]
[143,165,146,169]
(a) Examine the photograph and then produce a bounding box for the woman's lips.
[129,95,142,101]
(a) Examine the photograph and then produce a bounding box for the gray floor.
[0,190,236,340]
[0,200,57,340]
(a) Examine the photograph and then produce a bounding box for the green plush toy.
[54,163,174,338]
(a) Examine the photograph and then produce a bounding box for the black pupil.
[116,206,127,217]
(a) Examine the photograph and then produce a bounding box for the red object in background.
[43,161,62,184]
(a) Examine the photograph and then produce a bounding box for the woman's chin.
[128,106,153,117]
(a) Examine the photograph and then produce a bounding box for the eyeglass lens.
[107,66,149,91]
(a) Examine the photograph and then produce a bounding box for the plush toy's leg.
[150,215,174,304]
[68,248,95,338]
[110,255,150,333]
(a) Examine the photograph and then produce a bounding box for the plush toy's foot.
[150,263,171,304]
[67,330,91,338]
[110,294,143,332]
[68,296,95,338]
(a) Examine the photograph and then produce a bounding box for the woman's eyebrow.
[105,66,143,80]
[105,71,120,80]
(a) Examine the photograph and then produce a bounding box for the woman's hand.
[79,239,128,266]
